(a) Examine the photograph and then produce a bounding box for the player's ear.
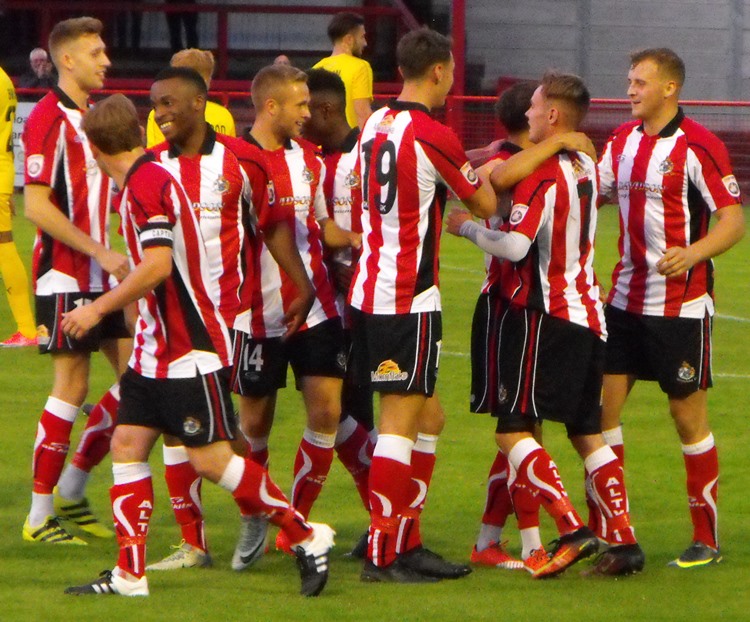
[664,79,678,98]
[548,105,560,126]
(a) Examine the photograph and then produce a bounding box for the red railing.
[3,1,416,80]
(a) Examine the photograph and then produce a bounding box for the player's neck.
[57,76,90,110]
[397,82,437,111]
[641,103,679,136]
[174,123,208,157]
[331,42,352,56]
[325,122,353,154]
[507,130,533,150]
[250,120,287,151]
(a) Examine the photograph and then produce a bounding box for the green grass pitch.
[0,197,748,620]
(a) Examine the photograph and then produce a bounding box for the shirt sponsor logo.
[460,161,479,185]
[371,359,408,383]
[509,204,528,225]
[26,154,44,178]
[617,180,664,199]
[722,175,741,198]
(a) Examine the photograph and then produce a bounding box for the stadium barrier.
[14,88,750,198]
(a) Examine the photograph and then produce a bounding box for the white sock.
[57,464,90,502]
[476,523,502,551]
[28,492,54,527]
[520,527,543,559]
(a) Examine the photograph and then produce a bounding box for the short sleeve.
[350,61,373,101]
[508,170,554,242]
[418,122,482,201]
[22,104,60,186]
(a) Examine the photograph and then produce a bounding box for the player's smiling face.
[68,34,110,92]
[274,81,311,140]
[627,60,669,122]
[350,25,367,57]
[526,85,550,143]
[151,77,205,145]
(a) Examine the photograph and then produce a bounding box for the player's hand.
[656,246,698,277]
[558,132,597,160]
[281,289,314,340]
[348,231,362,249]
[95,248,130,281]
[446,208,472,236]
[61,303,104,340]
[333,262,355,295]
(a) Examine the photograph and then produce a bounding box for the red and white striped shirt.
[119,154,231,379]
[349,101,483,314]
[22,88,113,294]
[598,109,741,318]
[322,128,363,317]
[243,137,339,338]
[479,141,522,295]
[150,128,272,327]
[505,151,605,338]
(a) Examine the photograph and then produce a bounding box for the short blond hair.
[171,48,215,88]
[48,17,103,66]
[251,64,307,109]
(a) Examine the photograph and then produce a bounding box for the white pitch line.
[717,313,750,323]
[441,350,749,379]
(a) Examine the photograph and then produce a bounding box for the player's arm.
[60,245,172,339]
[656,204,745,278]
[24,184,129,280]
[462,169,498,220]
[263,221,315,338]
[446,208,531,261]
[353,98,372,130]
[319,217,362,249]
[489,132,596,192]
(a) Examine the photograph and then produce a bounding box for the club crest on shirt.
[509,204,529,225]
[26,154,44,178]
[722,174,741,198]
[344,169,360,189]
[657,157,674,175]
[371,359,408,383]
[302,166,315,185]
[460,162,479,185]
[375,116,395,133]
[213,175,229,194]
[183,417,202,436]
[571,158,592,179]
[677,361,696,383]
[267,180,276,206]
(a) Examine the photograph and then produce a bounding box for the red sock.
[368,435,413,567]
[482,451,514,528]
[397,442,436,554]
[291,431,335,519]
[335,417,373,511]
[226,455,312,545]
[602,426,625,466]
[585,447,636,545]
[683,435,719,548]
[33,397,78,494]
[71,384,119,472]
[509,465,541,530]
[111,464,153,579]
[509,439,582,536]
[163,446,206,551]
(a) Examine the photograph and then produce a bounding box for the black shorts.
[470,292,508,413]
[36,292,131,354]
[604,305,712,397]
[493,305,603,437]
[341,328,374,429]
[349,308,442,397]
[231,318,346,397]
[118,367,236,447]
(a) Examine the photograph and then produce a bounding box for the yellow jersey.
[0,67,17,194]
[313,54,373,128]
[146,100,236,147]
